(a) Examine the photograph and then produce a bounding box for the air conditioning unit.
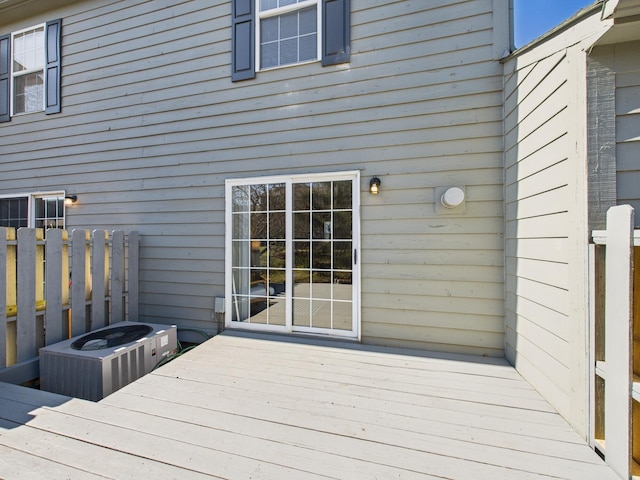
[39,321,178,401]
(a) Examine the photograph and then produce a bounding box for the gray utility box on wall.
[40,321,178,401]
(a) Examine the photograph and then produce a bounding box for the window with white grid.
[257,0,320,70]
[11,24,45,115]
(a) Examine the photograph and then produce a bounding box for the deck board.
[0,331,619,479]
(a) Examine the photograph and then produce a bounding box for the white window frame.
[10,23,46,116]
[255,0,322,72]
[0,191,67,229]
[225,171,361,340]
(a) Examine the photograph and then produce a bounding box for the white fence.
[591,205,639,479]
[0,227,139,384]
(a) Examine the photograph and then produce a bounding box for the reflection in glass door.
[226,172,359,338]
[292,180,353,332]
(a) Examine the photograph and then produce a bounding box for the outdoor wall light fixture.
[64,195,78,206]
[369,177,381,195]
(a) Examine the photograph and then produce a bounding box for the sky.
[514,0,596,48]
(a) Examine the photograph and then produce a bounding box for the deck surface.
[0,331,619,479]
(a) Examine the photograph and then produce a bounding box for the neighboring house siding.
[502,9,608,438]
[0,0,509,355]
[615,40,640,224]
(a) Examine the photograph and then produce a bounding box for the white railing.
[591,205,638,479]
[0,227,139,384]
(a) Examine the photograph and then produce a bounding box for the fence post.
[604,204,635,478]
[91,230,109,330]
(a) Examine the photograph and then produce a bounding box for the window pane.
[299,8,316,34]
[261,16,278,43]
[269,211,286,239]
[280,11,298,38]
[250,184,268,211]
[268,183,286,210]
[294,241,310,268]
[232,185,250,213]
[250,212,268,239]
[261,43,279,69]
[333,241,352,270]
[333,181,352,209]
[13,27,44,72]
[293,212,310,239]
[0,197,28,228]
[312,182,331,210]
[233,212,250,239]
[312,242,331,269]
[333,211,352,239]
[13,72,44,114]
[311,212,331,239]
[293,183,310,210]
[260,0,278,11]
[269,241,286,268]
[299,33,317,62]
[280,38,298,65]
[260,6,317,69]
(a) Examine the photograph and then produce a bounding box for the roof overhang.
[593,0,640,45]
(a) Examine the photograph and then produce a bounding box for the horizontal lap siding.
[0,0,507,352]
[503,49,572,417]
[615,41,640,226]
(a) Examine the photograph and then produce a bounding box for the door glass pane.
[333,181,352,209]
[311,182,331,210]
[231,183,288,326]
[293,212,310,239]
[292,179,353,332]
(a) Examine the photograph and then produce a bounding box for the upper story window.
[258,0,320,70]
[12,25,46,115]
[231,0,350,82]
[0,19,62,123]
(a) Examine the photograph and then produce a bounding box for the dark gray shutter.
[45,19,62,114]
[0,34,10,123]
[231,0,255,81]
[322,0,350,66]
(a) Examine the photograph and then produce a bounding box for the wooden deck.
[0,331,619,479]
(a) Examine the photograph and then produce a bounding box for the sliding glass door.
[225,172,359,338]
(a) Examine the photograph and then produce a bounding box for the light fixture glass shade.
[369,177,381,195]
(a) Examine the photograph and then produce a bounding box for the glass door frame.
[224,171,361,340]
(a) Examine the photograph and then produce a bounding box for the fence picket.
[111,231,125,323]
[16,228,39,363]
[128,231,139,322]
[71,230,90,337]
[91,230,109,330]
[0,227,9,369]
[45,229,65,345]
